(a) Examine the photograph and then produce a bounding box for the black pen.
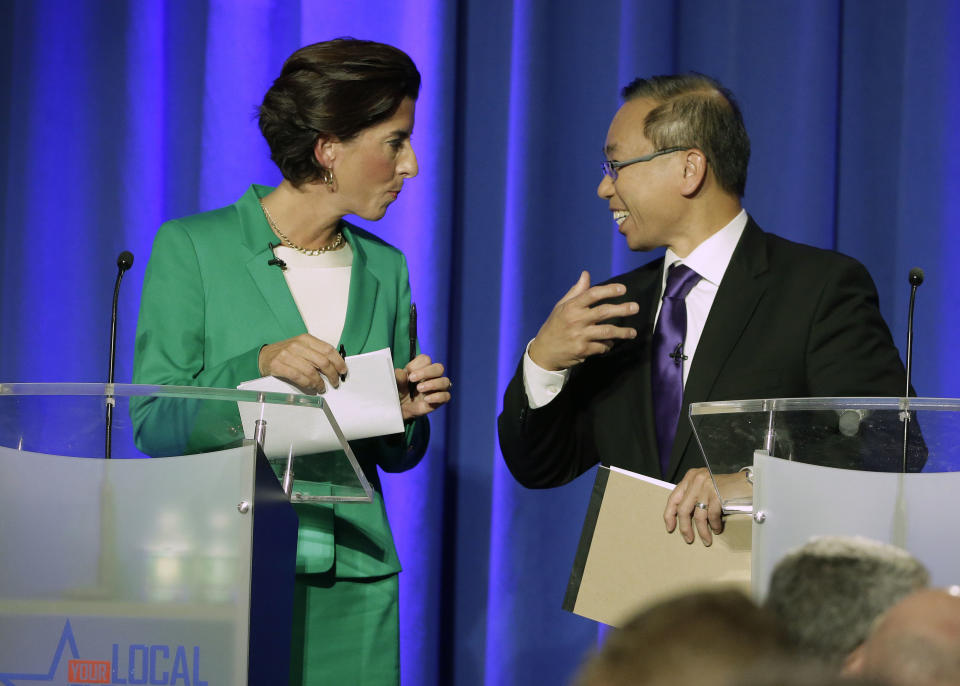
[338,344,347,382]
[408,303,417,397]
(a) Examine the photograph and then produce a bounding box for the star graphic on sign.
[0,619,80,685]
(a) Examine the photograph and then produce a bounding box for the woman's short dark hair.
[258,38,421,186]
[621,73,751,198]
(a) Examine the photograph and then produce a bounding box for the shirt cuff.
[522,339,570,409]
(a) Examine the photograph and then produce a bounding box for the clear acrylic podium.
[690,397,960,599]
[0,382,372,685]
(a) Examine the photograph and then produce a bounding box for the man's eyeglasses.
[601,147,689,181]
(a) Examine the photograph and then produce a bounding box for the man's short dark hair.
[258,38,421,186]
[621,73,750,197]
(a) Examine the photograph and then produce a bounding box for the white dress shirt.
[523,210,748,408]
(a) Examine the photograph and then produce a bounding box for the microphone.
[106,250,134,459]
[668,342,688,366]
[116,250,134,272]
[267,242,287,271]
[902,267,924,471]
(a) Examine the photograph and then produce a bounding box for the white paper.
[236,347,404,458]
[609,465,674,491]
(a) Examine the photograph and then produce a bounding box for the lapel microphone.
[669,343,687,366]
[267,242,287,271]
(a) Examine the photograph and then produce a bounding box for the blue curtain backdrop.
[2,1,958,684]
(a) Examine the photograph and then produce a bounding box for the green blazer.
[132,184,428,578]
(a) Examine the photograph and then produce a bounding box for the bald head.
[848,588,960,686]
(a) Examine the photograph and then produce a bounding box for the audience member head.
[764,536,929,666]
[572,589,789,686]
[844,587,960,686]
[730,659,893,686]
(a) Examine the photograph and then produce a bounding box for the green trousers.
[289,571,400,685]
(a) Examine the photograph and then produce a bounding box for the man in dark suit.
[497,74,907,545]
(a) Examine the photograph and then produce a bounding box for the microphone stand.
[106,251,134,459]
[901,268,923,472]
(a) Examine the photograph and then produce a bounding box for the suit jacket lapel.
[665,218,770,481]
[238,185,308,339]
[233,187,380,360]
[338,226,379,355]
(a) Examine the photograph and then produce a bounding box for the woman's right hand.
[257,333,347,393]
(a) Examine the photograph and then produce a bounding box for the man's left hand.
[664,468,751,546]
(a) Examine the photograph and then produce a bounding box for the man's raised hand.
[528,271,639,371]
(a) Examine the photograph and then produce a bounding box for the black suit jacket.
[498,218,909,487]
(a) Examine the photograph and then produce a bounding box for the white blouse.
[274,242,353,346]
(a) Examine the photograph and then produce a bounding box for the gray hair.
[764,536,930,666]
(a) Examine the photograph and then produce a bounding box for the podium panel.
[690,397,960,598]
[0,382,375,502]
[750,452,960,598]
[0,384,305,685]
[566,397,960,626]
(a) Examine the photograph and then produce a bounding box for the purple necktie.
[652,263,702,477]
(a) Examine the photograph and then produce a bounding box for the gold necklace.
[259,200,344,255]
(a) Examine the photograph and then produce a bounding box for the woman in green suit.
[132,39,451,685]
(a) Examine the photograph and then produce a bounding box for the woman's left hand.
[396,354,451,421]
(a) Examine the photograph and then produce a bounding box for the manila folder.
[563,466,752,627]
